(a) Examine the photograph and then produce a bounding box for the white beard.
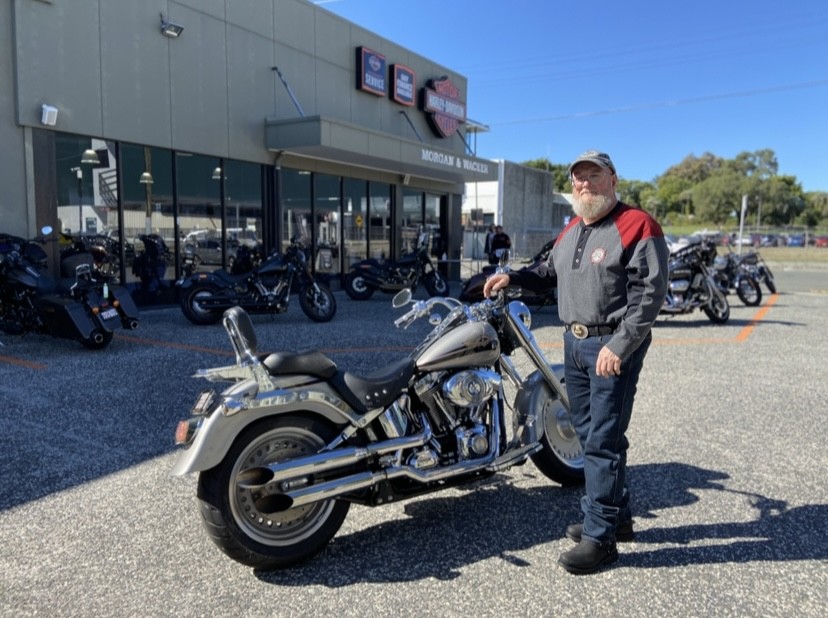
[572,193,614,221]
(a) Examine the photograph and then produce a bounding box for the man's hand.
[482,273,510,298]
[596,346,622,377]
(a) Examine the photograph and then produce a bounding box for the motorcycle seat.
[331,357,416,414]
[262,350,338,378]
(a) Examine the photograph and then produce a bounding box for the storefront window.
[343,178,367,267]
[177,153,223,277]
[223,159,264,263]
[401,188,423,255]
[425,193,443,257]
[313,174,340,276]
[368,183,391,260]
[281,169,311,251]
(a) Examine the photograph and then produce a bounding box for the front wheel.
[343,271,374,300]
[703,286,730,323]
[299,283,336,322]
[735,276,762,306]
[180,284,223,325]
[531,396,585,487]
[423,270,450,297]
[760,266,777,294]
[196,416,350,569]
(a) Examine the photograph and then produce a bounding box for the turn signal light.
[175,418,202,445]
[91,306,100,315]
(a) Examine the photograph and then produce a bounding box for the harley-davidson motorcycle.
[660,237,730,323]
[344,231,450,300]
[459,239,557,308]
[711,248,763,307]
[177,236,336,325]
[171,289,583,569]
[0,226,139,349]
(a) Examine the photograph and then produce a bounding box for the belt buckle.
[571,322,588,339]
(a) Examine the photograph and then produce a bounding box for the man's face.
[571,162,617,221]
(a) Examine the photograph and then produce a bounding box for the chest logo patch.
[590,248,607,264]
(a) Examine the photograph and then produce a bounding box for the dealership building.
[1,0,510,304]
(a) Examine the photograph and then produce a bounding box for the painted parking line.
[0,354,47,370]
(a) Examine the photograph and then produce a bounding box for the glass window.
[178,153,223,274]
[401,188,423,255]
[343,178,367,266]
[281,169,311,251]
[425,193,443,257]
[223,159,264,259]
[368,182,391,260]
[314,173,340,275]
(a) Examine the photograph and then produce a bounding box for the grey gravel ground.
[1,267,827,618]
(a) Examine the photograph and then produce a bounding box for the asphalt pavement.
[1,266,827,618]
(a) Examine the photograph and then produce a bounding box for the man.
[483,150,668,574]
[488,225,511,264]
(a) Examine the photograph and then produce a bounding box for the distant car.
[761,234,786,247]
[186,238,239,266]
[814,236,828,248]
[787,234,805,247]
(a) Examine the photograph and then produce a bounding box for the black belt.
[565,322,617,339]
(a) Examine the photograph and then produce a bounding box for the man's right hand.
[482,273,510,298]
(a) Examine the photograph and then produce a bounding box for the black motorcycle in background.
[0,226,139,349]
[660,237,730,323]
[737,249,777,294]
[177,236,336,324]
[131,234,169,300]
[711,248,763,307]
[344,231,450,300]
[459,239,557,308]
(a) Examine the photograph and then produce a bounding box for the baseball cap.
[567,150,616,175]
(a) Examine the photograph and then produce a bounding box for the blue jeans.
[563,330,652,544]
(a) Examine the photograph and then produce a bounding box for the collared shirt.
[510,202,669,360]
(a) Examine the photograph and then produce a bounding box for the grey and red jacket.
[509,201,669,360]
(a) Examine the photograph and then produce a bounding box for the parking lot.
[1,267,827,618]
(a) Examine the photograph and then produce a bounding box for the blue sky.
[317,0,827,192]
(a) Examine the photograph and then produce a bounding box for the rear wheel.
[531,396,584,487]
[735,276,762,306]
[299,283,336,322]
[197,415,350,569]
[181,284,223,325]
[344,271,374,300]
[761,266,777,294]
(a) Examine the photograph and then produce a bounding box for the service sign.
[421,77,466,138]
[357,47,386,96]
[391,64,416,106]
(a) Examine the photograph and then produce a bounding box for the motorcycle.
[660,237,730,323]
[132,234,170,299]
[0,226,139,349]
[459,239,557,308]
[737,249,777,294]
[171,280,584,569]
[712,248,763,307]
[177,236,336,325]
[344,231,450,300]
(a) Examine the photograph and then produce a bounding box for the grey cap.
[567,150,616,175]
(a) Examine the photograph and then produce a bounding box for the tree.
[691,170,746,224]
[521,158,570,191]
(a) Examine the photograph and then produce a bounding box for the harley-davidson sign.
[420,77,466,138]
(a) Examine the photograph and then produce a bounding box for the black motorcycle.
[661,238,730,323]
[737,249,777,294]
[459,239,557,308]
[344,231,450,300]
[0,226,139,349]
[712,249,763,307]
[132,234,169,299]
[177,236,336,325]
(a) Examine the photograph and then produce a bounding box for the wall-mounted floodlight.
[160,13,184,38]
[41,104,58,126]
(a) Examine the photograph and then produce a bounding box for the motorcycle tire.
[80,330,114,350]
[196,415,350,570]
[530,396,585,487]
[423,271,450,297]
[343,271,374,300]
[735,277,762,306]
[299,283,336,322]
[761,267,777,294]
[181,284,223,325]
[703,292,730,324]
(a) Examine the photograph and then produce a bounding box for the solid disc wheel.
[197,416,350,570]
[530,397,585,487]
[735,277,762,306]
[180,284,223,325]
[344,271,374,300]
[299,284,336,322]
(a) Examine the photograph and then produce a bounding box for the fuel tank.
[414,320,500,372]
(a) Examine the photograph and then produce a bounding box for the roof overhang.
[265,115,498,184]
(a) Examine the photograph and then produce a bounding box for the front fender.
[171,382,358,476]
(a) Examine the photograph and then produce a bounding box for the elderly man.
[483,150,668,574]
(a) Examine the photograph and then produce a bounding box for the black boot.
[558,540,618,575]
[565,521,635,543]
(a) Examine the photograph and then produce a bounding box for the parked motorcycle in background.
[132,234,169,299]
[660,237,730,323]
[712,248,763,307]
[737,249,777,294]
[0,226,139,349]
[177,236,336,324]
[171,283,583,569]
[344,231,450,300]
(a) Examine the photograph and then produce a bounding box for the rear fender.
[171,381,358,476]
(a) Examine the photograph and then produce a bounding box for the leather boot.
[565,521,635,543]
[558,539,618,575]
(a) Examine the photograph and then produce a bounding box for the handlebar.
[393,293,504,329]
